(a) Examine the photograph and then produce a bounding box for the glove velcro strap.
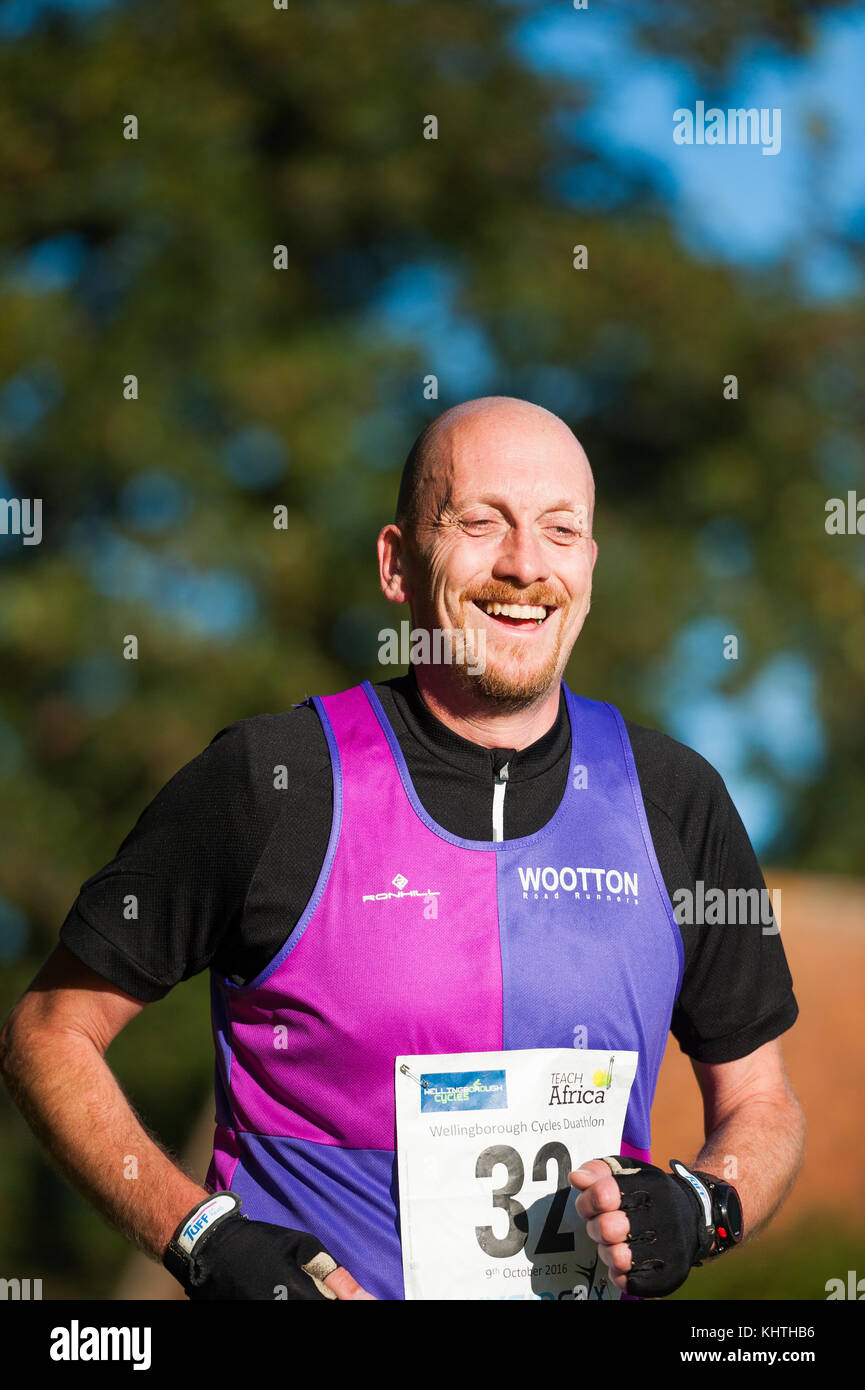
[163,1192,242,1284]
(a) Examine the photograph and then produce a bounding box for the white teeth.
[481,602,549,621]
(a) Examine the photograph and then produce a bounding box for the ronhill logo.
[362,872,441,904]
[518,866,639,898]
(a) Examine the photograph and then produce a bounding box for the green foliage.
[671,1217,865,1301]
[0,0,862,1295]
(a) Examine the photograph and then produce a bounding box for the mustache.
[464,589,567,607]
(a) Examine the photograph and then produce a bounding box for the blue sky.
[513,3,865,297]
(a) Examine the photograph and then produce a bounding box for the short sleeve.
[59,720,277,1001]
[668,764,799,1064]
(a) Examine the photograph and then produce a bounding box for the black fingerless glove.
[163,1192,340,1301]
[599,1156,725,1298]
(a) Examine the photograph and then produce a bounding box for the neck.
[410,665,562,750]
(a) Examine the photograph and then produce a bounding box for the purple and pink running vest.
[206,680,684,1299]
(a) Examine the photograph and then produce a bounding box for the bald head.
[380,395,599,711]
[395,397,594,541]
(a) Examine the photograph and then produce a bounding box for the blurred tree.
[0,0,862,1293]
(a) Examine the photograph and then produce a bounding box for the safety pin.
[606,1055,615,1088]
[399,1063,430,1091]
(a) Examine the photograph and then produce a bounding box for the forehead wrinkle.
[401,397,594,534]
[446,446,594,527]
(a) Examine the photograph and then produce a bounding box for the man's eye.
[550,526,577,537]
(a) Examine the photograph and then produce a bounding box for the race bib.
[395,1047,638,1301]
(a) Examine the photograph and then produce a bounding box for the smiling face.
[388,399,597,709]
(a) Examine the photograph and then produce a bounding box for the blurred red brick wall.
[652,869,865,1235]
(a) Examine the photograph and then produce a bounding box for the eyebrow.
[458,497,584,513]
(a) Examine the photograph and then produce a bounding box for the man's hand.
[570,1155,724,1297]
[163,1196,378,1300]
[569,1159,632,1292]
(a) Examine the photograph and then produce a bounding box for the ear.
[378,524,412,604]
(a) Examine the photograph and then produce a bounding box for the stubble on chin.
[447,626,566,711]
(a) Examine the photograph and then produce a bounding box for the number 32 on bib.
[395,1048,638,1300]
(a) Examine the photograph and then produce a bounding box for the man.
[1,396,803,1302]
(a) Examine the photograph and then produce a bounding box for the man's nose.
[490,523,551,588]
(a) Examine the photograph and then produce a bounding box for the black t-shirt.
[59,672,798,1064]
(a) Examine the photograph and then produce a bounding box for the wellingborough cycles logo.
[420,1070,508,1113]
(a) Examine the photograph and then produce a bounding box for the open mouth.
[472,600,556,630]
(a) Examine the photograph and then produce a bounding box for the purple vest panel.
[206,680,683,1299]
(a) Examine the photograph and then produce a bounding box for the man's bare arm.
[0,944,210,1259]
[689,1036,805,1244]
[0,944,373,1297]
[571,1036,804,1289]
